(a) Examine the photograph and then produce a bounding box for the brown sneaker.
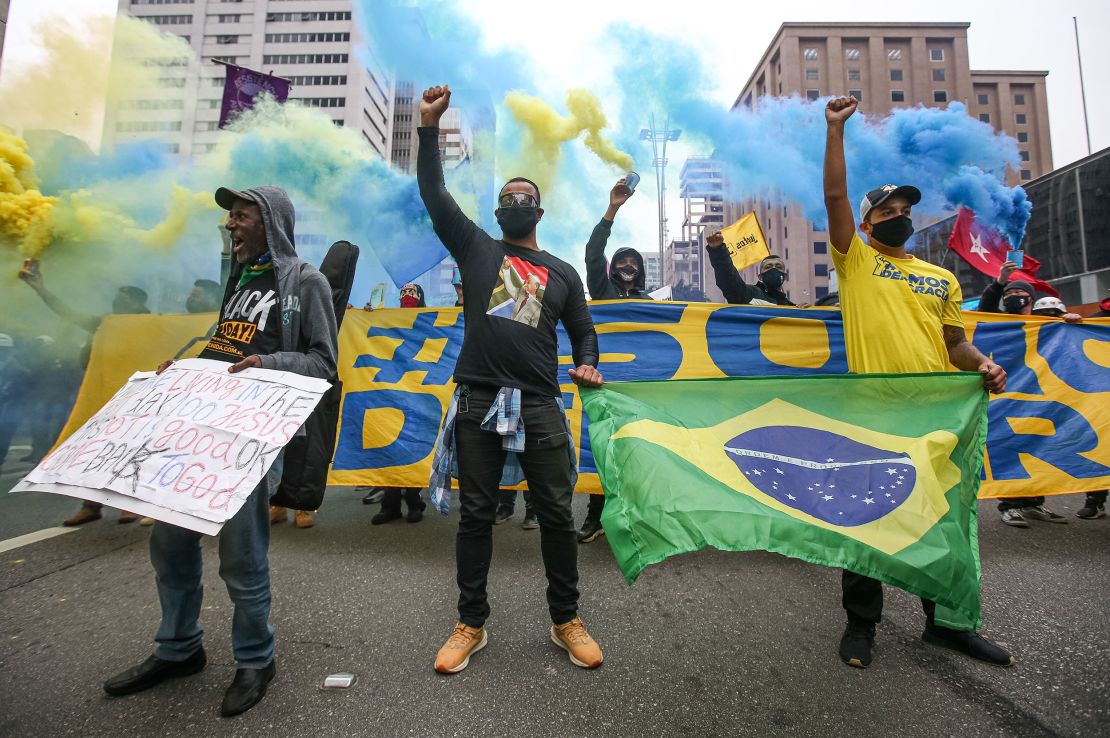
[63,506,102,527]
[551,617,603,668]
[118,511,140,524]
[434,623,487,674]
[269,506,288,525]
[294,510,316,529]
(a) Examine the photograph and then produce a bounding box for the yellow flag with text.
[721,212,770,272]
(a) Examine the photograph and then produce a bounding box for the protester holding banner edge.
[823,94,1012,670]
[418,83,606,675]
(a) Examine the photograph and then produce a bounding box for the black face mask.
[496,207,539,240]
[1003,295,1031,314]
[616,267,638,282]
[869,215,915,248]
[761,268,785,290]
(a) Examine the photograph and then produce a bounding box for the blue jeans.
[149,456,282,668]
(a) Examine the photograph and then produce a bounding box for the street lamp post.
[640,115,681,283]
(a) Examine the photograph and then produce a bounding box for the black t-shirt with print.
[417,127,598,397]
[199,269,282,363]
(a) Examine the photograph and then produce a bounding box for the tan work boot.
[294,510,316,529]
[269,506,288,525]
[434,623,487,674]
[551,617,603,668]
[63,506,102,527]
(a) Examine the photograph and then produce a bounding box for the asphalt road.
[1,464,1107,738]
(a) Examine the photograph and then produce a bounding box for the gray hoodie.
[219,186,338,380]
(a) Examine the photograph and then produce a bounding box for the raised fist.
[825,96,858,124]
[706,231,725,249]
[420,85,451,126]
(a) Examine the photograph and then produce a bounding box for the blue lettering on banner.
[557,302,687,381]
[353,311,463,385]
[333,389,443,470]
[986,399,1110,481]
[706,306,848,376]
[1036,323,1110,395]
[970,321,1043,395]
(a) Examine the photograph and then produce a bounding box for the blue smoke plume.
[608,23,1031,245]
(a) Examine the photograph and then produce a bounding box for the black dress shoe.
[221,661,276,717]
[103,648,207,696]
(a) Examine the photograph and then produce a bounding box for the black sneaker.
[838,622,875,668]
[577,518,604,544]
[1023,505,1067,524]
[371,509,402,525]
[521,514,539,530]
[922,625,1014,666]
[407,504,426,523]
[1076,503,1106,520]
[493,509,513,525]
[360,487,384,505]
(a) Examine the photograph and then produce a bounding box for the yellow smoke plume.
[503,89,634,193]
[0,15,192,148]
[0,128,214,258]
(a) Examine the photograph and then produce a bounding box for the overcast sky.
[3,0,1106,265]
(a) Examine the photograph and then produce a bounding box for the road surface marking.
[0,527,77,555]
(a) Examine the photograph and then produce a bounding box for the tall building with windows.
[729,22,1052,303]
[677,158,725,301]
[390,81,471,174]
[110,0,394,160]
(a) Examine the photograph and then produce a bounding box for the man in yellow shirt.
[824,95,1012,669]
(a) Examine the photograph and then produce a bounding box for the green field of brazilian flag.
[582,373,990,627]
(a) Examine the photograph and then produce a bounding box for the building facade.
[111,0,394,161]
[728,22,1053,304]
[676,158,725,302]
[917,146,1110,309]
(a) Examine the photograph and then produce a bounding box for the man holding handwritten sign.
[16,186,338,718]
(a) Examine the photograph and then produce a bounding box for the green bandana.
[238,251,274,289]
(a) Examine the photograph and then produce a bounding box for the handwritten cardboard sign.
[13,359,331,535]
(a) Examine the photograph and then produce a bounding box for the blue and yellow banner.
[58,303,1110,499]
[328,302,1110,499]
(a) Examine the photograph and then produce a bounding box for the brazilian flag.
[582,373,989,628]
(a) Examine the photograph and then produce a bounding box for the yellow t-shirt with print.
[831,233,963,374]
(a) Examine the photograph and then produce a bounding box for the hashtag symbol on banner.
[353,311,463,385]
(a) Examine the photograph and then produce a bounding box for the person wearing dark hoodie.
[705,232,795,306]
[372,283,429,525]
[578,176,649,543]
[103,186,338,718]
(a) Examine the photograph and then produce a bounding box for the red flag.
[946,208,1058,297]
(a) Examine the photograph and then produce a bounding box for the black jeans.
[842,571,936,626]
[497,489,534,517]
[585,493,605,522]
[381,487,425,514]
[454,385,579,628]
[1085,491,1107,505]
[997,496,1045,511]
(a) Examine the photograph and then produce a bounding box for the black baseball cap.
[214,186,258,211]
[859,184,922,222]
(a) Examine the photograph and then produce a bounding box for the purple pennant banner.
[218,64,291,129]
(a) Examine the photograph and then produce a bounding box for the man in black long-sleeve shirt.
[579,177,652,543]
[417,84,605,675]
[705,232,795,306]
